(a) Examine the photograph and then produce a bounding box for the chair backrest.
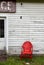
[22,41,33,51]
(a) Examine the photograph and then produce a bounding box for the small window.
[0,20,4,38]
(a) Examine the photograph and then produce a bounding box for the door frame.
[0,17,8,53]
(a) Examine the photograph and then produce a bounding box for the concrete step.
[0,50,6,55]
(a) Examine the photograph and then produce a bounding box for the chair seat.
[21,51,32,54]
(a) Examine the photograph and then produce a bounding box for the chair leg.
[20,55,22,59]
[30,55,32,59]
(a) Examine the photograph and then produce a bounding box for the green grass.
[0,56,44,65]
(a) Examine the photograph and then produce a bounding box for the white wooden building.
[0,0,44,55]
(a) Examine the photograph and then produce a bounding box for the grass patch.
[0,55,44,65]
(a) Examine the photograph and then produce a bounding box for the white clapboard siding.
[8,3,44,54]
[0,3,44,54]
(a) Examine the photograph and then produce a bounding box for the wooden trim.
[16,0,44,3]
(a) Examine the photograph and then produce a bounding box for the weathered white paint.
[0,3,44,54]
[8,3,44,54]
[1,1,11,11]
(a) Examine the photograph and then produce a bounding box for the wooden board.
[0,1,16,13]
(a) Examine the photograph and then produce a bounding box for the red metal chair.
[20,41,33,59]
